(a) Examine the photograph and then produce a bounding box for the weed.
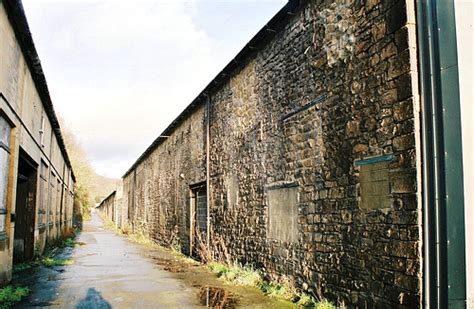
[0,286,29,308]
[209,262,262,287]
[127,232,159,248]
[82,211,91,222]
[314,299,337,309]
[294,293,337,308]
[12,263,32,274]
[209,262,229,275]
[63,238,76,248]
[40,257,73,267]
[259,280,296,301]
[296,293,314,307]
[209,262,335,308]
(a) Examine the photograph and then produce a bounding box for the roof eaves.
[2,0,76,182]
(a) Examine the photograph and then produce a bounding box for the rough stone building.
[102,0,473,307]
[0,1,75,285]
[96,191,116,224]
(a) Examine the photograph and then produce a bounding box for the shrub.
[0,286,29,308]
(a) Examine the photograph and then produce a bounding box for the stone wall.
[207,0,420,306]
[122,0,421,306]
[97,192,116,223]
[0,2,76,285]
[122,104,207,253]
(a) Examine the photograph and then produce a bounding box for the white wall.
[455,0,474,306]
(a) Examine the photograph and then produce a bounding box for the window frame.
[0,113,14,234]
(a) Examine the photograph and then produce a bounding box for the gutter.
[417,0,442,305]
[205,94,211,246]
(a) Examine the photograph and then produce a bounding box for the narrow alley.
[13,213,292,308]
[2,0,474,307]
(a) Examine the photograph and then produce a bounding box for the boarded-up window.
[267,183,298,243]
[49,173,55,225]
[356,155,392,209]
[225,174,239,209]
[192,185,207,239]
[0,116,11,232]
[39,161,48,227]
[39,115,45,147]
[57,179,61,224]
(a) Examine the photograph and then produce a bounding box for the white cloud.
[23,0,221,177]
[22,0,285,178]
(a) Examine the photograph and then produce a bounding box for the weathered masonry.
[100,0,473,307]
[0,1,75,285]
[97,191,116,224]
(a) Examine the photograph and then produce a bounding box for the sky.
[21,0,287,178]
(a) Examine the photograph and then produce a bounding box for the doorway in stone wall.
[189,182,207,258]
[13,149,38,263]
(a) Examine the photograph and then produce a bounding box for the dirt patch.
[29,300,62,307]
[198,286,238,309]
[47,275,59,281]
[151,256,196,273]
[139,239,295,308]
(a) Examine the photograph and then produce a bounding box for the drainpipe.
[417,1,441,306]
[417,0,466,307]
[205,94,211,246]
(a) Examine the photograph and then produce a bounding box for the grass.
[100,215,163,250]
[127,232,159,248]
[12,263,32,274]
[209,262,336,308]
[13,233,77,274]
[0,286,29,308]
[312,300,337,309]
[209,262,262,287]
[260,280,297,301]
[82,211,91,222]
[39,257,74,267]
[63,238,76,248]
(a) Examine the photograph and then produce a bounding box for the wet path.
[15,213,294,308]
[16,213,203,308]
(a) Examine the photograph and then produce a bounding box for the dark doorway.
[189,182,207,258]
[13,150,37,263]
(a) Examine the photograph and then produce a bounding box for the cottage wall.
[0,3,75,285]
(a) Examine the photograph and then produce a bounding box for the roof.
[2,0,76,182]
[123,0,304,178]
[97,190,117,208]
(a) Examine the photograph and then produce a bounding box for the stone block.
[393,134,415,151]
[388,49,411,80]
[385,0,407,34]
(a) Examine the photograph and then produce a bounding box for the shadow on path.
[12,231,80,308]
[76,288,112,309]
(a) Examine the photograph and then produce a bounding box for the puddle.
[198,286,238,309]
[152,257,192,273]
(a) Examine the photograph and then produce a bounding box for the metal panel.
[195,188,207,238]
[417,0,466,306]
[437,1,466,306]
[267,186,298,243]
